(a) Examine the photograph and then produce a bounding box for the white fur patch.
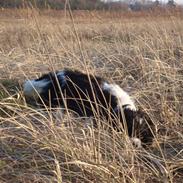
[102,82,136,111]
[57,71,66,87]
[131,137,142,148]
[23,79,50,98]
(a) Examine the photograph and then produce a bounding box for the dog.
[23,69,154,147]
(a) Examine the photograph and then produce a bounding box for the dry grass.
[0,8,183,183]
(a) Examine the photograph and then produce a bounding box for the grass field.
[0,8,183,183]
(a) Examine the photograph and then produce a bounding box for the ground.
[0,8,183,183]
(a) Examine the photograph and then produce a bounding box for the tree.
[154,0,160,7]
[167,0,176,8]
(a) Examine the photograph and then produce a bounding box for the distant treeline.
[0,0,179,10]
[0,0,108,10]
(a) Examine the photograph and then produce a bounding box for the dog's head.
[134,109,154,146]
[123,106,154,146]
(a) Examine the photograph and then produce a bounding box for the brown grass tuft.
[0,8,183,183]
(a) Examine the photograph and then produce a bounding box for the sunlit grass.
[0,8,183,182]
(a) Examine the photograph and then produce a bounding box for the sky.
[150,1,183,4]
[146,1,182,4]
[103,1,183,5]
[160,0,183,4]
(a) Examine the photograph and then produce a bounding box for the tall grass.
[0,8,183,182]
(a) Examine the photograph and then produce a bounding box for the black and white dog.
[23,69,154,147]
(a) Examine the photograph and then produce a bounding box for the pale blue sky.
[160,0,182,4]
[103,1,183,5]
[144,1,182,4]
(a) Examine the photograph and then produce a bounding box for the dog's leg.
[53,108,65,125]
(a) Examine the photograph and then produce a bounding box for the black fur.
[24,69,154,146]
